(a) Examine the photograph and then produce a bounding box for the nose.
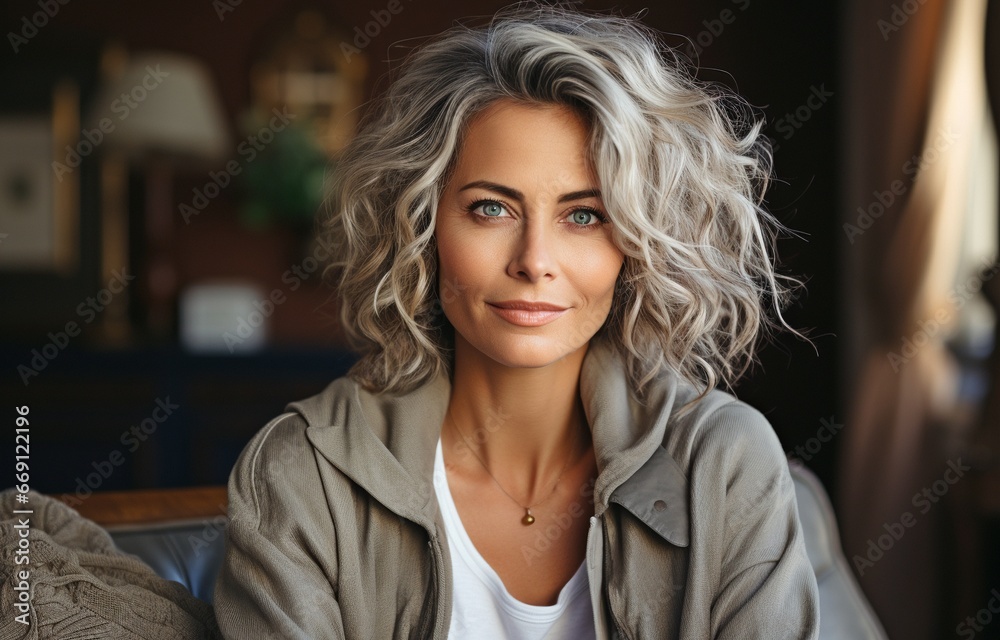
[507,217,556,282]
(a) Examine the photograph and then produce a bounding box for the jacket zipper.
[418,538,439,638]
[612,616,631,640]
[608,591,632,640]
[602,508,633,640]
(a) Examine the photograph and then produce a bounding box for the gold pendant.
[522,509,535,525]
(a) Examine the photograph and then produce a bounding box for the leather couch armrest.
[789,459,889,640]
[53,486,228,603]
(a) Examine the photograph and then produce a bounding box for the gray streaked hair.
[322,0,799,403]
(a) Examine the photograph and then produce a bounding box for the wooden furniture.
[55,485,227,528]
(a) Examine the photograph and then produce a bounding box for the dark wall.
[636,1,842,494]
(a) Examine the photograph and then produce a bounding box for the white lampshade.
[87,51,230,161]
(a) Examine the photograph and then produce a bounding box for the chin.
[477,335,585,370]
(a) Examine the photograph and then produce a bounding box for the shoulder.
[689,392,782,461]
[239,373,363,470]
[227,411,316,525]
[666,387,783,461]
[666,389,790,515]
[228,374,371,519]
[234,411,312,482]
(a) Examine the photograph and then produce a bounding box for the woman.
[215,3,820,638]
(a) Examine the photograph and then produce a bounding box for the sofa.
[58,462,887,639]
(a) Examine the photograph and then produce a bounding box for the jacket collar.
[291,339,690,547]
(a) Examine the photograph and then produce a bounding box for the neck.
[442,333,593,503]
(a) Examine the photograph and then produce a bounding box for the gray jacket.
[215,340,819,639]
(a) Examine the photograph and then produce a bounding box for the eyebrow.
[457,180,601,203]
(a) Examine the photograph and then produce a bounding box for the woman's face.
[435,100,624,369]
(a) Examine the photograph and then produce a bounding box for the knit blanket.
[0,489,221,639]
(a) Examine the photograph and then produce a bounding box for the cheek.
[587,247,624,302]
[434,221,466,281]
[435,223,491,318]
[435,240,465,327]
[436,220,507,284]
[436,233,476,285]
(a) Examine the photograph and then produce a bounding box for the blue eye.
[481,202,504,217]
[570,208,608,226]
[466,199,509,219]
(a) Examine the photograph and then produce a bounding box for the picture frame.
[0,80,79,273]
[0,39,103,337]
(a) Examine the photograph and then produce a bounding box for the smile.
[486,302,569,327]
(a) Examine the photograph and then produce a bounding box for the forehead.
[451,100,596,185]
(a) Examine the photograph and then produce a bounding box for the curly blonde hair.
[322,1,797,402]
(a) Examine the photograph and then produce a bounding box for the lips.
[487,300,567,312]
[487,300,568,327]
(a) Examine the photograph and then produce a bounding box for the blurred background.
[1,0,998,637]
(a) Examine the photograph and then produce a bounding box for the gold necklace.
[448,417,580,526]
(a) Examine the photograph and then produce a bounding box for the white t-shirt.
[433,437,597,639]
